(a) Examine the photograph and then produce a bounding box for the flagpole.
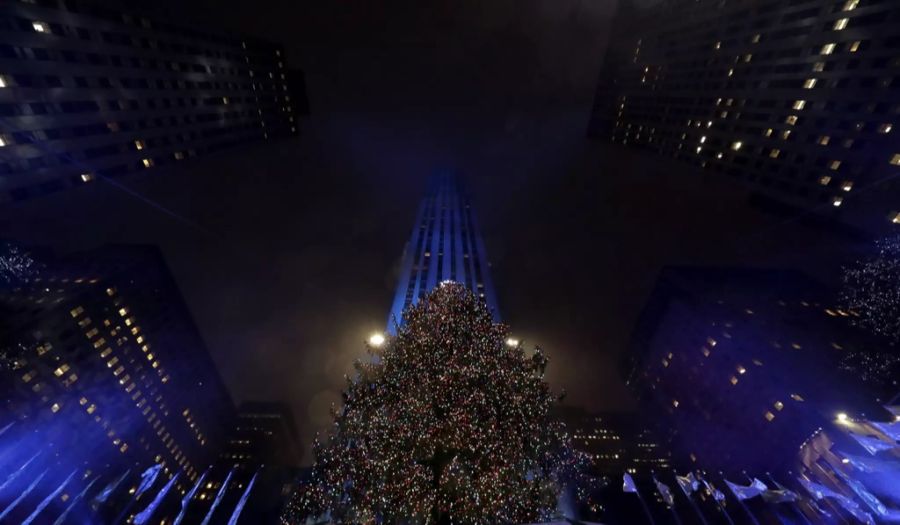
[751,473,790,525]
[635,489,657,525]
[653,472,683,525]
[681,473,709,525]
[722,472,760,525]
[700,474,735,525]
[624,472,656,525]
[766,473,812,525]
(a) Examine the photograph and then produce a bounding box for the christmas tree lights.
[282,283,580,525]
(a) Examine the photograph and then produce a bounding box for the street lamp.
[369,332,385,347]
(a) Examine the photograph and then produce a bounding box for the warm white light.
[368,333,385,347]
[505,337,519,347]
[836,412,849,423]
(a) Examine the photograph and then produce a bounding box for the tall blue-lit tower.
[387,173,500,333]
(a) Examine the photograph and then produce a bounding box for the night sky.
[0,0,867,462]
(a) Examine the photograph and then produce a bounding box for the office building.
[588,0,900,233]
[387,173,500,332]
[0,0,304,201]
[0,243,234,522]
[625,266,898,473]
[623,266,900,521]
[556,406,671,477]
[173,401,302,523]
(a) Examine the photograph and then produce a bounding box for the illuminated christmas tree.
[840,234,900,346]
[282,282,578,525]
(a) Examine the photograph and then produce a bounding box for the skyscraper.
[0,0,305,202]
[387,173,499,332]
[0,243,234,521]
[555,406,671,477]
[624,266,896,475]
[588,0,900,234]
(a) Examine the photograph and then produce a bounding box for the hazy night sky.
[0,0,865,462]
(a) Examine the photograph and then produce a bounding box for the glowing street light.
[505,337,519,347]
[836,412,849,424]
[369,333,385,347]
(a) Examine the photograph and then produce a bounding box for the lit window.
[774,401,784,411]
[737,365,746,375]
[785,115,798,125]
[781,130,791,140]
[700,136,706,143]
[878,124,892,134]
[793,100,806,110]
[751,34,761,43]
[818,135,830,146]
[849,40,861,52]
[731,141,742,151]
[701,347,711,357]
[769,148,781,158]
[0,76,7,88]
[714,41,721,50]
[173,151,185,160]
[80,173,94,183]
[134,140,145,150]
[833,196,843,207]
[0,135,8,147]
[842,181,853,192]
[730,376,738,385]
[790,393,804,402]
[744,54,752,62]
[142,158,153,168]
[32,21,49,33]
[803,78,817,89]
[829,160,841,170]
[842,0,858,10]
[764,411,775,421]
[891,154,900,166]
[672,399,679,408]
[820,43,836,55]
[764,128,773,137]
[820,175,833,185]
[833,18,849,31]
[727,68,734,77]
[51,403,61,413]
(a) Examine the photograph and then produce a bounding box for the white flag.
[871,420,900,442]
[655,478,675,507]
[623,473,638,493]
[675,473,698,496]
[849,432,895,455]
[725,478,766,500]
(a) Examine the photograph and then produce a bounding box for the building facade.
[0,243,234,523]
[588,0,900,234]
[0,0,303,202]
[387,173,500,332]
[556,406,671,478]
[625,266,897,474]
